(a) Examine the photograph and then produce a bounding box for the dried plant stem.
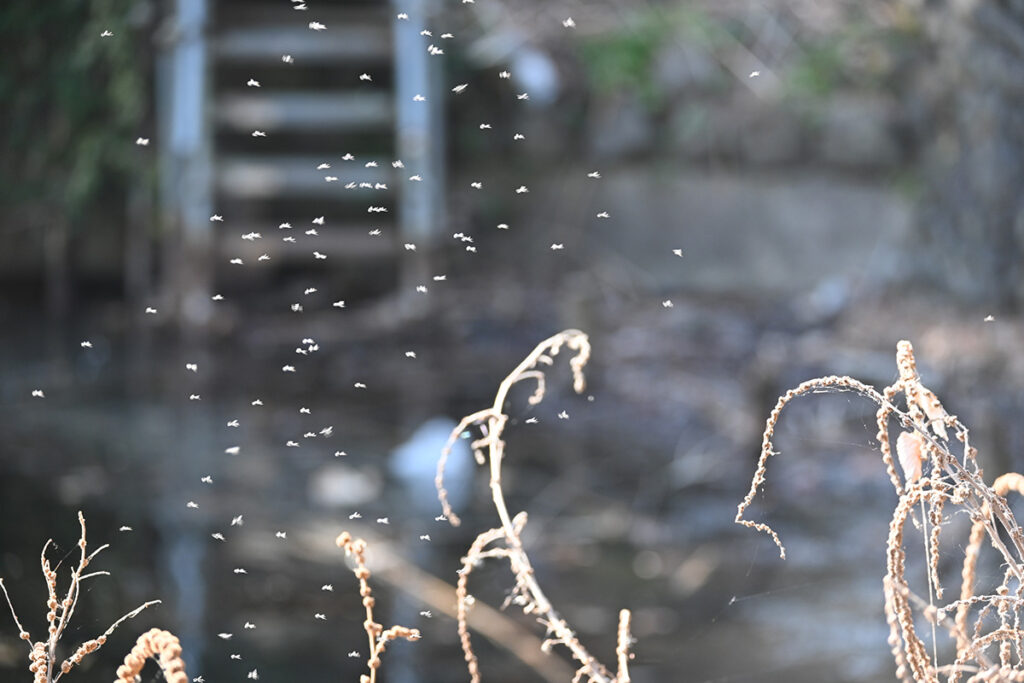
[456,526,510,680]
[0,577,30,645]
[738,340,1024,682]
[1,512,162,683]
[923,496,940,671]
[958,475,1024,658]
[115,628,187,683]
[336,531,420,683]
[437,330,633,683]
[354,527,576,681]
[615,610,633,683]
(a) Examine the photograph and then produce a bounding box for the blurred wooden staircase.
[212,0,398,264]
[156,0,444,324]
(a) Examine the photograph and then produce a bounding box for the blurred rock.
[668,98,805,164]
[669,103,727,160]
[540,169,912,298]
[819,94,902,168]
[588,95,654,159]
[669,101,745,160]
[652,42,722,96]
[740,102,805,165]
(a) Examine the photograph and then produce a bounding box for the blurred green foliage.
[786,42,845,98]
[577,12,673,109]
[783,9,924,100]
[0,0,148,220]
[575,6,743,110]
[575,3,925,111]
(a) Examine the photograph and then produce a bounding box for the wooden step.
[219,225,397,262]
[215,24,390,64]
[215,92,392,132]
[217,155,395,199]
[214,4,390,25]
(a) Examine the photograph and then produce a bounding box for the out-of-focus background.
[2,0,1024,681]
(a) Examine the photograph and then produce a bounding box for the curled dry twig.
[115,628,187,683]
[436,329,634,683]
[737,340,1024,682]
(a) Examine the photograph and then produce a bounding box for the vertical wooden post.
[393,0,445,297]
[156,0,213,332]
[152,3,212,672]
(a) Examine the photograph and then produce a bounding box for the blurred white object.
[309,465,382,507]
[512,47,560,105]
[390,417,473,514]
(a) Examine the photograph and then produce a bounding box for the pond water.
[2,295,1020,683]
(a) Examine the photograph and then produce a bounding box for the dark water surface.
[3,295,1021,682]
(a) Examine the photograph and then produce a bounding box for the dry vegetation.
[1,331,629,683]
[0,514,418,682]
[0,512,163,683]
[20,333,1024,683]
[436,329,634,683]
[738,340,1024,682]
[335,530,421,683]
[115,629,187,683]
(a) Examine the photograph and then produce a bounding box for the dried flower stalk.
[115,628,187,683]
[336,531,420,683]
[436,329,634,683]
[0,512,162,683]
[737,340,1024,682]
[5,516,426,683]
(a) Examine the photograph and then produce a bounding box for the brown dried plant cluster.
[0,512,163,683]
[0,514,420,683]
[115,629,187,683]
[335,530,421,683]
[435,329,635,683]
[737,339,1024,682]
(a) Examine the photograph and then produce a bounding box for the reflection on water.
[3,300,1022,682]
